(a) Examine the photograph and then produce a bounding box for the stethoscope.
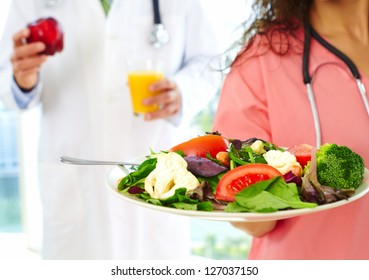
[150,0,170,49]
[303,22,369,147]
[42,0,170,49]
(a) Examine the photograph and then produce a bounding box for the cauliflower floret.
[263,150,302,175]
[250,140,266,155]
[145,152,200,199]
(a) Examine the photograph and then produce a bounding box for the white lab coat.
[0,0,221,259]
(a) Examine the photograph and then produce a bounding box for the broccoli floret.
[316,143,365,189]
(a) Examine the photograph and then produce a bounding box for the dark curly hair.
[231,0,313,63]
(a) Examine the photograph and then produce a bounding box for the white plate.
[106,166,369,222]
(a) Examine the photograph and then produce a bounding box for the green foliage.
[316,143,365,189]
[192,234,250,260]
[0,177,22,232]
[190,90,220,133]
[0,200,22,232]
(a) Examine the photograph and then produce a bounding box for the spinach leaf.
[171,202,198,210]
[198,173,224,193]
[225,177,317,213]
[141,188,214,211]
[117,157,157,190]
[228,143,267,166]
[197,201,214,211]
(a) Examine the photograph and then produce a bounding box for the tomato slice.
[287,144,313,168]
[169,135,229,158]
[214,164,283,202]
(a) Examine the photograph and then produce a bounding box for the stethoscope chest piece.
[150,0,169,49]
[150,23,169,49]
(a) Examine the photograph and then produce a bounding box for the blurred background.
[0,0,252,260]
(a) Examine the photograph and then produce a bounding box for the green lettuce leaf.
[226,177,317,213]
[140,188,214,211]
[118,157,157,190]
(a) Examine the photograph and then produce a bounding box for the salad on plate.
[115,133,366,214]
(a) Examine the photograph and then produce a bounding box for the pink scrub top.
[213,26,369,259]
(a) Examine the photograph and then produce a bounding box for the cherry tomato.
[169,135,229,158]
[216,151,230,168]
[214,164,283,202]
[287,144,313,168]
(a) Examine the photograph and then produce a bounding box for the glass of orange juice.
[126,59,164,115]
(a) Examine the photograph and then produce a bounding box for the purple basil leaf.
[184,156,228,177]
[283,171,302,186]
[128,186,144,194]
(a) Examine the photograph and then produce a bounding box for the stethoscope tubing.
[305,83,322,147]
[357,79,369,114]
[152,0,161,24]
[303,23,369,147]
[151,0,169,48]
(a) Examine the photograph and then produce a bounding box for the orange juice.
[127,71,164,114]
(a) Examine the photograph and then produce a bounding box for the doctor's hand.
[11,28,48,91]
[143,78,181,121]
[231,220,277,237]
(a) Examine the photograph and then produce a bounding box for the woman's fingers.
[149,78,176,92]
[144,96,180,120]
[143,80,181,120]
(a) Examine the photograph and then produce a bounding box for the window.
[0,0,42,259]
[0,0,20,232]
[0,0,253,260]
[189,0,252,260]
[0,105,21,232]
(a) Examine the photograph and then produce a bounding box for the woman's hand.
[11,28,48,90]
[143,78,181,121]
[231,220,277,237]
